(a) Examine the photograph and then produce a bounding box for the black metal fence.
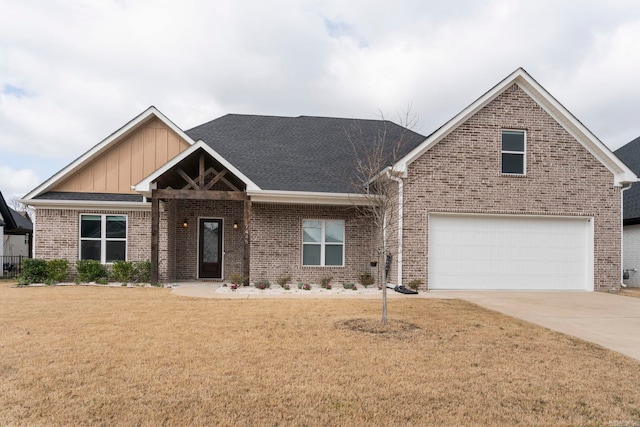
[2,255,25,279]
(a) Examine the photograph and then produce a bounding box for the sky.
[1,0,640,204]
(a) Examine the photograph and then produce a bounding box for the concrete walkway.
[432,291,640,362]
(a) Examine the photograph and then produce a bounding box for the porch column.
[243,199,251,284]
[151,190,159,284]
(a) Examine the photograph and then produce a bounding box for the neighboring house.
[614,136,640,287]
[0,190,33,265]
[0,209,3,260]
[22,68,636,291]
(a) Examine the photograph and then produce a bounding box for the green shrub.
[76,259,108,282]
[359,271,375,288]
[131,261,151,284]
[20,258,48,284]
[254,279,271,289]
[343,282,355,290]
[46,259,69,284]
[276,274,292,287]
[230,272,248,286]
[111,260,133,283]
[320,276,333,287]
[408,279,423,291]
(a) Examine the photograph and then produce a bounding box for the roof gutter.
[621,182,634,288]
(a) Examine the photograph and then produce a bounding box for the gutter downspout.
[388,172,403,288]
[621,183,633,288]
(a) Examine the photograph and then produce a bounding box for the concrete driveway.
[432,291,640,361]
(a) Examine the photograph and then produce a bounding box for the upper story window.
[501,130,526,175]
[302,219,344,266]
[80,214,127,263]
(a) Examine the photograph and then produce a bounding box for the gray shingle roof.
[185,114,426,193]
[615,136,640,222]
[9,208,32,231]
[0,191,32,233]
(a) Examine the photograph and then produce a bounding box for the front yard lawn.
[2,282,640,425]
[619,287,640,298]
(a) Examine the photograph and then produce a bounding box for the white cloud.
[0,166,40,202]
[1,0,640,186]
[560,18,640,149]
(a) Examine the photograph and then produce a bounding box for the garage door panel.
[428,214,591,290]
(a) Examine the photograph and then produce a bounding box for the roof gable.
[134,140,260,195]
[396,68,637,187]
[23,107,196,201]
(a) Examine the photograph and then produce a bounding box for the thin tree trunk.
[381,283,388,325]
[380,224,388,325]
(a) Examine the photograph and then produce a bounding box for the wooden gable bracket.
[176,168,199,190]
[175,153,240,193]
[181,167,239,192]
[203,169,227,191]
[199,153,205,189]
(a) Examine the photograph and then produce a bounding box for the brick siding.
[34,208,154,279]
[249,203,376,285]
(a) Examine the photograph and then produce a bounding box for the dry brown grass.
[2,282,640,426]
[618,287,640,299]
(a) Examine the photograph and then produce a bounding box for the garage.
[428,214,593,290]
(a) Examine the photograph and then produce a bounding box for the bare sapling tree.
[9,198,25,211]
[9,198,34,219]
[346,108,420,325]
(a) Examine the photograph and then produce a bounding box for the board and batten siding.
[54,118,190,194]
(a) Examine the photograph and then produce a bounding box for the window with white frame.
[302,220,344,266]
[80,214,127,262]
[501,130,526,175]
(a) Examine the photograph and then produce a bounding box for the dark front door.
[199,219,223,279]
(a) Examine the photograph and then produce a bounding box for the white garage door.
[428,214,593,290]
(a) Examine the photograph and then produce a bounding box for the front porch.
[161,198,248,282]
[139,143,251,284]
